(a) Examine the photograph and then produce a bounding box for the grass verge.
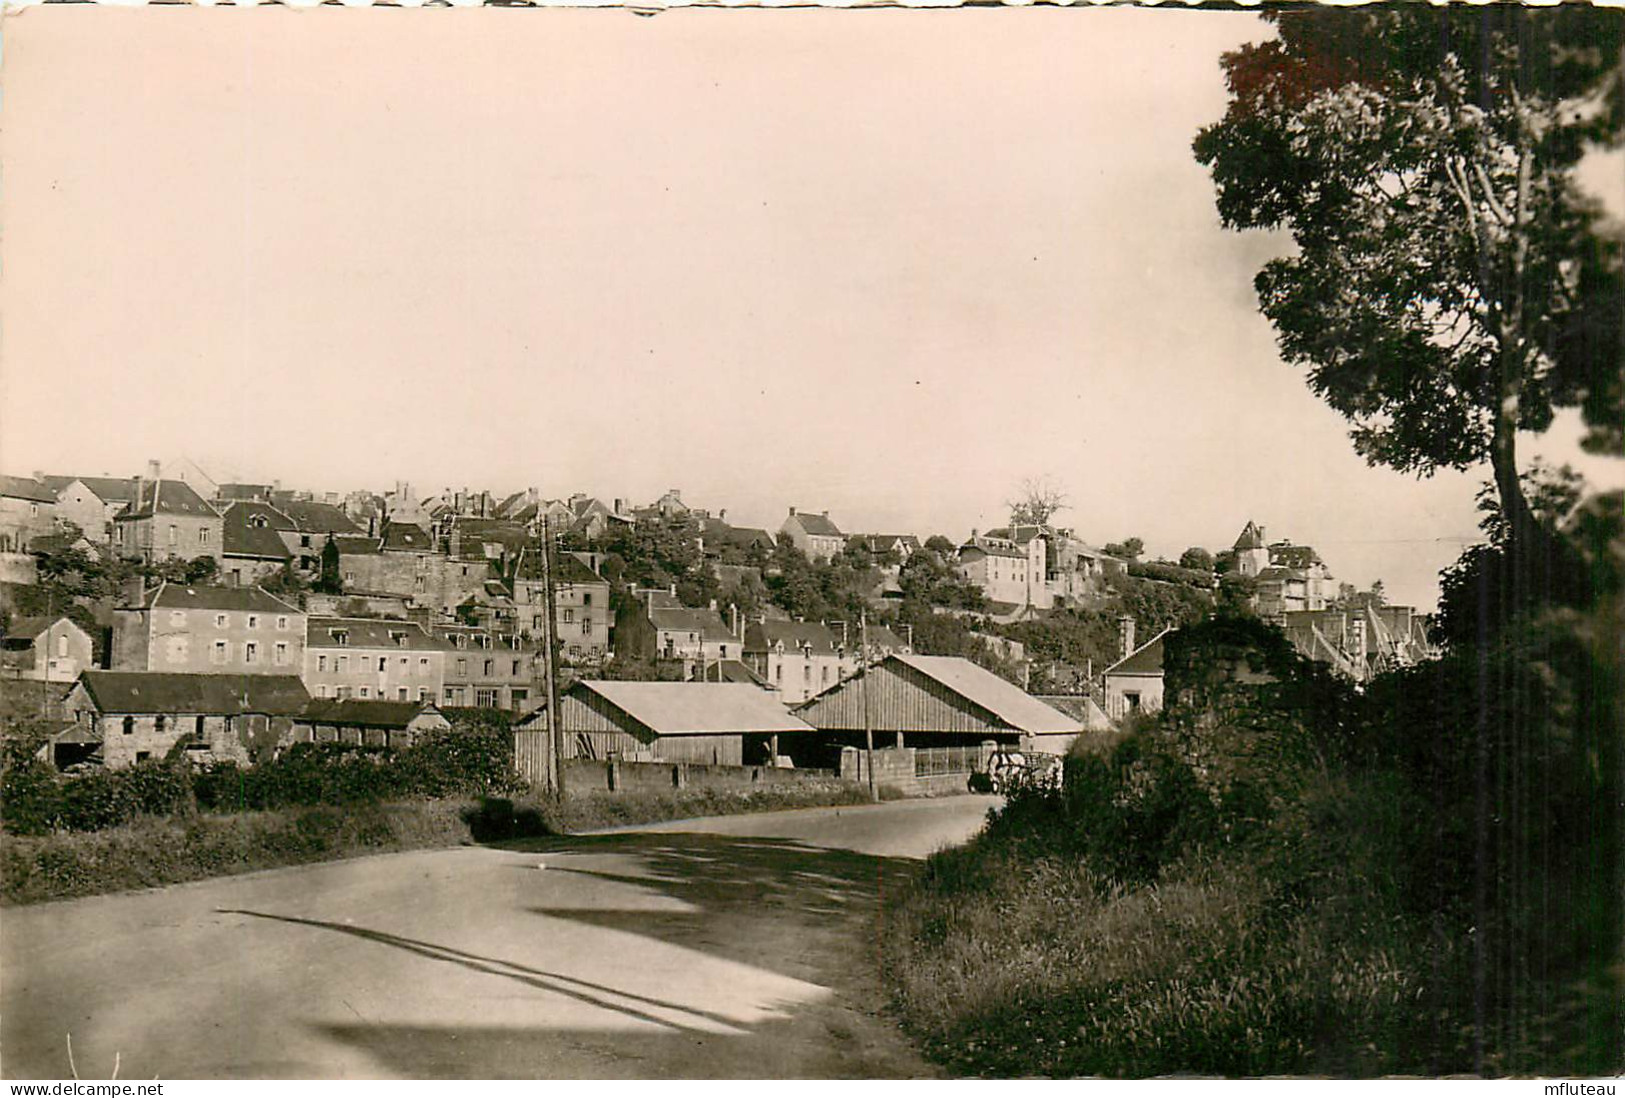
[2,780,887,906]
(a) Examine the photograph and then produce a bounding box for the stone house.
[1101,621,1172,722]
[778,508,845,562]
[958,531,1048,611]
[1231,521,1333,620]
[61,670,311,769]
[50,477,140,543]
[112,583,306,676]
[614,589,740,666]
[1,615,94,683]
[291,698,452,747]
[0,475,58,555]
[303,616,450,704]
[432,623,541,710]
[742,619,855,705]
[111,468,224,566]
[509,549,611,666]
[333,522,492,616]
[220,501,297,586]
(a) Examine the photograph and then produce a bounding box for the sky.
[1,5,1620,611]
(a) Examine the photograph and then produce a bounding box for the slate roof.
[744,620,841,655]
[1233,521,1267,551]
[59,476,141,503]
[851,534,921,555]
[960,536,1026,560]
[1268,543,1322,569]
[0,475,57,504]
[222,503,297,560]
[890,654,1084,735]
[139,583,302,614]
[690,659,772,687]
[512,548,606,586]
[570,681,813,736]
[116,479,220,521]
[380,522,434,552]
[2,614,87,643]
[649,606,737,645]
[279,501,361,535]
[1032,694,1113,731]
[331,535,382,556]
[786,510,843,538]
[76,671,310,716]
[307,617,451,651]
[300,699,446,729]
[1103,629,1171,677]
[218,483,274,501]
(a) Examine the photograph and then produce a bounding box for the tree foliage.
[1195,7,1624,560]
[1006,476,1069,527]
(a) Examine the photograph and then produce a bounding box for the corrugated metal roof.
[572,681,812,735]
[891,654,1084,734]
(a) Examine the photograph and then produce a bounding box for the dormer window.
[389,631,408,647]
[331,629,349,646]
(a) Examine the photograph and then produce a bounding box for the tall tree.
[1006,477,1069,527]
[1195,8,1623,578]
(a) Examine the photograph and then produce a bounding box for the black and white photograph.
[0,0,1621,1082]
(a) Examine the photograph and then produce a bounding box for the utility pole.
[539,515,564,799]
[861,608,877,802]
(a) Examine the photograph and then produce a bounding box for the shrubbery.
[885,605,1624,1076]
[2,728,526,836]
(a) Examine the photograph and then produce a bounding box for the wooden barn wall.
[652,734,743,766]
[797,663,1008,736]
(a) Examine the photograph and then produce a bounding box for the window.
[155,715,167,732]
[192,716,208,745]
[775,664,783,683]
[212,640,227,665]
[1125,692,1142,712]
[397,687,408,700]
[803,665,812,683]
[318,654,328,672]
[168,525,178,546]
[399,656,408,668]
[198,528,210,546]
[359,686,371,698]
[419,688,431,702]
[170,610,187,627]
[316,684,330,698]
[336,686,352,699]
[582,620,593,637]
[331,629,349,645]
[57,633,68,658]
[562,609,574,624]
[389,631,407,646]
[483,659,494,676]
[512,659,521,676]
[511,688,528,708]
[247,615,259,629]
[476,688,499,708]
[136,751,151,763]
[215,614,228,628]
[122,716,134,735]
[418,657,429,671]
[582,592,592,606]
[337,655,349,672]
[274,642,288,666]
[245,642,259,664]
[374,657,385,672]
[456,658,468,676]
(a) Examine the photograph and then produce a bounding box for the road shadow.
[305,831,935,1077]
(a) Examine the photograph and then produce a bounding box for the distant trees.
[1104,537,1144,561]
[1178,547,1215,572]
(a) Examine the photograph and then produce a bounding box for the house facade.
[509,549,611,666]
[62,671,310,769]
[111,471,223,566]
[958,532,1048,611]
[303,616,450,703]
[1232,521,1333,620]
[432,623,541,710]
[52,477,139,543]
[742,620,854,705]
[1,615,94,682]
[779,508,845,562]
[1101,624,1171,721]
[333,522,491,615]
[112,584,305,676]
[292,699,452,748]
[0,475,58,554]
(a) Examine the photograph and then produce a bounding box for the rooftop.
[572,680,814,735]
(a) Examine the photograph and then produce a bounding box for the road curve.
[2,796,995,1079]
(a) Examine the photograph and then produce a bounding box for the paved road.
[2,796,995,1079]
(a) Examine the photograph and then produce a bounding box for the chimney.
[124,575,145,608]
[822,510,829,518]
[670,583,677,597]
[449,527,462,558]
[719,509,727,523]
[788,506,796,517]
[31,469,44,484]
[709,598,718,612]
[1118,615,1136,660]
[146,459,161,481]
[970,528,978,539]
[613,498,624,514]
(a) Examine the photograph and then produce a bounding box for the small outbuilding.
[793,653,1087,763]
[553,680,815,766]
[293,699,452,748]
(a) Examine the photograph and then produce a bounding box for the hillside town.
[0,457,1438,777]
